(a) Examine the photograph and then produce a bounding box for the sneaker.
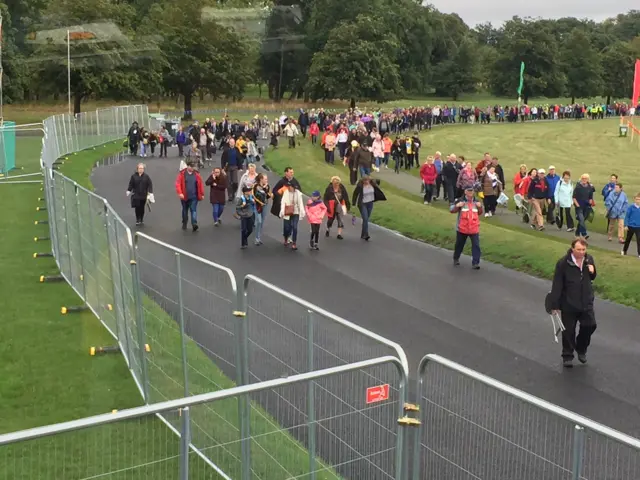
[584,235,589,240]
[425,201,430,205]
[337,234,344,240]
[135,221,141,226]
[240,245,247,249]
[192,224,199,232]
[325,230,330,237]
[567,228,574,232]
[538,226,545,231]
[363,236,370,241]
[530,225,536,230]
[214,221,219,226]
[484,213,489,217]
[309,241,315,249]
[608,236,612,242]
[621,250,625,255]
[291,243,298,251]
[453,259,460,266]
[577,353,587,364]
[563,359,573,368]
[182,222,187,230]
[472,265,480,270]
[314,244,320,250]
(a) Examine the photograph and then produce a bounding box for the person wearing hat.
[344,140,360,185]
[451,186,484,269]
[546,165,561,225]
[236,185,256,249]
[175,161,205,232]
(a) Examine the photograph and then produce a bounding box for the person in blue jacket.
[604,183,628,243]
[622,192,640,257]
[545,166,561,224]
[601,174,618,200]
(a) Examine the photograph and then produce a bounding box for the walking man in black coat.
[547,238,597,368]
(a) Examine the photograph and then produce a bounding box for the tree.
[562,29,603,103]
[306,15,402,103]
[601,41,637,103]
[432,36,480,100]
[489,18,566,102]
[29,0,150,113]
[139,0,250,119]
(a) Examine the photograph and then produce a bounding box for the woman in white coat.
[554,170,575,232]
[279,182,306,250]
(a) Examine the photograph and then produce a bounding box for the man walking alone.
[451,186,483,269]
[547,238,597,368]
[175,162,205,231]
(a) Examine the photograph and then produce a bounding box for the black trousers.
[623,226,640,255]
[561,310,597,360]
[546,199,556,223]
[557,207,574,229]
[435,175,443,197]
[160,142,168,157]
[134,204,146,222]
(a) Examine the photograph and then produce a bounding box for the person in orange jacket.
[175,161,205,231]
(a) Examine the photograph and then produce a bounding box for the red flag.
[633,59,640,106]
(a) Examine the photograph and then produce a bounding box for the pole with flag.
[67,30,71,116]
[517,61,525,107]
[632,59,640,108]
[0,12,4,125]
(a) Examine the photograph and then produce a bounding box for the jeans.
[246,154,256,170]
[325,150,335,164]
[383,153,390,166]
[240,215,254,246]
[359,202,373,238]
[423,183,435,203]
[160,142,168,157]
[359,166,371,178]
[453,232,481,265]
[375,156,383,168]
[575,205,589,236]
[283,214,300,242]
[212,203,224,222]
[254,209,267,241]
[181,199,198,226]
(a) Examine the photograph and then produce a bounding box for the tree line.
[1,0,639,117]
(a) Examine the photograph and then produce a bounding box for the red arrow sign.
[366,384,390,404]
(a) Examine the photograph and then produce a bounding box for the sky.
[425,0,637,26]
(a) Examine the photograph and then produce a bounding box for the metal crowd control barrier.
[41,105,149,168]
[412,354,640,480]
[0,357,407,480]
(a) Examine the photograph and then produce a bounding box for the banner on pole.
[632,59,640,107]
[517,61,525,98]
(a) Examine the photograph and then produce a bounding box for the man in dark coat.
[271,167,301,217]
[127,162,153,225]
[547,238,597,368]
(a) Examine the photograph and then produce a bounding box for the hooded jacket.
[305,198,328,224]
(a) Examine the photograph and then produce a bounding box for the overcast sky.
[425,0,637,26]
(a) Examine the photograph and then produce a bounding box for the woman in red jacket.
[419,155,438,204]
[513,164,528,198]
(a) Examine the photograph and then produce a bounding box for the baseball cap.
[548,165,556,170]
[311,190,321,197]
[351,140,359,147]
[538,168,546,174]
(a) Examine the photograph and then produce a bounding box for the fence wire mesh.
[414,355,640,480]
[41,105,148,168]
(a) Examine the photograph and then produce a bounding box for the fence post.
[571,425,585,480]
[46,169,62,266]
[180,407,191,480]
[86,195,103,318]
[103,205,123,351]
[236,288,251,480]
[130,255,150,403]
[60,178,73,283]
[175,252,189,398]
[73,183,88,301]
[307,310,316,480]
[96,109,100,138]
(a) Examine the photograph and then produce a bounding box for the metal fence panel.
[241,274,409,384]
[413,354,640,480]
[52,172,72,283]
[62,179,85,298]
[0,356,406,480]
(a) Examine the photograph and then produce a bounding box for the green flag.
[517,61,525,97]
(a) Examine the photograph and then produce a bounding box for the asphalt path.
[91,145,640,457]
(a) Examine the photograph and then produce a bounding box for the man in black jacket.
[548,238,597,368]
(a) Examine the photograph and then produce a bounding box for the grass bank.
[265,140,640,310]
[408,119,639,235]
[0,138,339,479]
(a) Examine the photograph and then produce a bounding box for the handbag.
[284,193,295,216]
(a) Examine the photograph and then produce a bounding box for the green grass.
[0,136,340,479]
[265,139,640,310]
[404,118,640,235]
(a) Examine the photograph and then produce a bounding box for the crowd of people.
[124,100,640,260]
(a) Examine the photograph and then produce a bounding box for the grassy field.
[405,118,640,235]
[265,139,640,310]
[0,138,341,479]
